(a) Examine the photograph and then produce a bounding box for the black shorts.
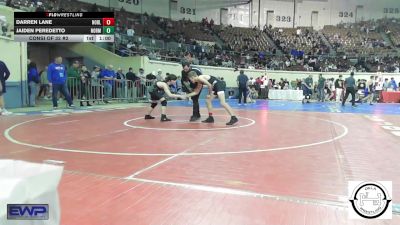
[212,81,226,95]
[150,91,164,101]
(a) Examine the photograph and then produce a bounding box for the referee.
[181,62,203,121]
[342,72,357,107]
[237,70,248,105]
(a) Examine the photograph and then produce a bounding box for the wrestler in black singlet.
[149,82,165,100]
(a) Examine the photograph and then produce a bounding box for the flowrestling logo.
[348,181,392,219]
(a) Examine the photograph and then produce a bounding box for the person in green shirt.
[67,61,80,100]
[317,74,326,102]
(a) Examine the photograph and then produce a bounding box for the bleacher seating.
[3,0,400,73]
[215,25,273,52]
[267,27,328,55]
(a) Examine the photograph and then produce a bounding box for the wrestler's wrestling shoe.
[190,115,201,122]
[202,116,214,123]
[226,116,238,125]
[145,115,155,120]
[161,114,172,122]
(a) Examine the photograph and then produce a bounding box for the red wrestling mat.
[1,107,399,224]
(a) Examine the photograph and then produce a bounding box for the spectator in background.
[137,68,146,97]
[146,71,157,81]
[127,26,134,39]
[156,69,163,81]
[362,76,375,105]
[389,77,398,91]
[99,65,116,103]
[325,78,334,101]
[248,77,255,87]
[91,65,101,101]
[47,56,74,109]
[125,67,138,101]
[335,74,344,102]
[383,78,390,91]
[296,79,302,90]
[67,60,80,100]
[264,76,270,99]
[126,67,137,82]
[116,68,126,99]
[375,77,383,102]
[6,0,12,7]
[260,77,267,99]
[317,74,326,102]
[79,65,92,107]
[27,62,39,107]
[127,41,135,50]
[237,70,249,105]
[138,68,146,80]
[255,77,262,96]
[116,68,125,80]
[90,3,99,12]
[0,60,11,115]
[38,66,49,99]
[302,75,313,103]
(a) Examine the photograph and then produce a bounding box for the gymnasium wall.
[0,6,28,108]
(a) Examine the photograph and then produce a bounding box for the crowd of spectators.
[385,18,400,47]
[215,25,275,52]
[266,27,329,55]
[3,0,400,73]
[322,21,395,56]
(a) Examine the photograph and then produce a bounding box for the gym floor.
[1,99,399,225]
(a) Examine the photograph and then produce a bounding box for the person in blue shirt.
[98,65,116,103]
[27,62,39,107]
[47,56,74,109]
[389,77,398,91]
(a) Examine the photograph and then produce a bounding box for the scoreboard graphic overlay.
[14,12,114,42]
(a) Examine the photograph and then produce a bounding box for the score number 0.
[102,18,115,26]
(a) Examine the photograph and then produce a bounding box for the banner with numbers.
[177,0,197,21]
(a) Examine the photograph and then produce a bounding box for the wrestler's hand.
[178,94,187,100]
